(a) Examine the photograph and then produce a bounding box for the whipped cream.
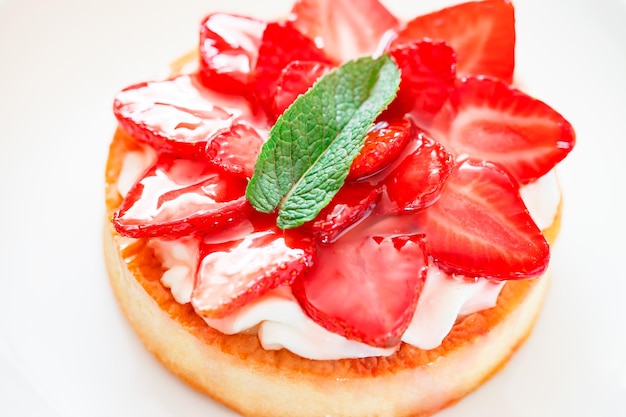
[120,150,560,360]
[520,169,561,230]
[116,146,156,197]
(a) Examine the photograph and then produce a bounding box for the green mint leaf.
[246,54,400,229]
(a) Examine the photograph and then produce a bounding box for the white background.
[1,0,625,416]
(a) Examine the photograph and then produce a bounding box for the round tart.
[103,0,575,416]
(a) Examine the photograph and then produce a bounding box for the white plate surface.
[1,0,625,416]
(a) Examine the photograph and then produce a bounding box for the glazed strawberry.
[430,76,576,184]
[289,0,399,62]
[113,155,251,238]
[273,60,333,118]
[205,121,267,179]
[198,13,266,95]
[113,75,257,159]
[192,222,316,318]
[293,230,428,347]
[383,129,454,213]
[385,40,456,125]
[392,0,515,83]
[254,21,332,115]
[303,182,382,243]
[413,159,549,279]
[347,116,414,181]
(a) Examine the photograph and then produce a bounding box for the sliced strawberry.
[302,181,382,243]
[254,21,332,115]
[198,13,266,95]
[430,76,576,184]
[273,60,334,119]
[113,75,258,159]
[192,223,316,318]
[383,129,454,213]
[205,121,267,179]
[289,0,399,62]
[113,154,251,238]
[392,0,515,83]
[292,230,428,347]
[347,116,415,181]
[413,159,549,279]
[385,40,456,125]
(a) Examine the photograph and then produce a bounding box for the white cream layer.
[119,149,560,360]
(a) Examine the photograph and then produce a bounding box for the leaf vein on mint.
[246,54,400,229]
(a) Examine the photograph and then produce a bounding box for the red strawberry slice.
[192,224,316,318]
[254,21,332,115]
[273,60,334,119]
[113,75,257,159]
[392,0,515,83]
[385,40,456,125]
[198,13,266,95]
[413,159,549,279]
[113,154,251,238]
[347,116,415,181]
[430,76,576,184]
[205,121,267,179]
[289,0,399,62]
[303,181,382,243]
[383,129,454,213]
[292,230,428,347]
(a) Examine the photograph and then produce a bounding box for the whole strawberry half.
[386,40,457,125]
[347,116,415,181]
[254,21,332,116]
[431,76,576,185]
[303,181,382,243]
[272,60,334,119]
[198,13,266,95]
[205,121,267,179]
[383,129,455,213]
[192,223,316,319]
[113,75,257,159]
[289,0,399,62]
[293,230,428,348]
[113,155,251,238]
[393,0,515,83]
[414,158,549,279]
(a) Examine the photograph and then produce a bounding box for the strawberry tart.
[103,0,575,416]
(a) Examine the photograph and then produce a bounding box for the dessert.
[103,0,575,416]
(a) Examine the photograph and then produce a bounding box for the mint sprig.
[246,54,400,229]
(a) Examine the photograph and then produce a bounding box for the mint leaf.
[246,54,400,229]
